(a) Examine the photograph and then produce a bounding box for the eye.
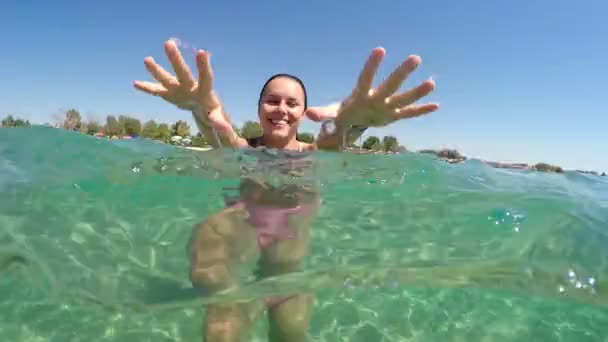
[288,100,299,107]
[265,98,280,105]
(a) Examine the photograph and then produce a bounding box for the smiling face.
[258,75,307,142]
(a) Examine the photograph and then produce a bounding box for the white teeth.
[270,119,288,125]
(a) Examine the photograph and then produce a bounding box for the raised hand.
[133,40,232,134]
[306,47,439,127]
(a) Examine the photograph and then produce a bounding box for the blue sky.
[1,0,606,172]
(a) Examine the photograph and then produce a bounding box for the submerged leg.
[188,207,261,342]
[260,222,315,342]
[267,292,314,342]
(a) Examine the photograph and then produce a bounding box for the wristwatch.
[321,119,337,135]
[321,119,368,137]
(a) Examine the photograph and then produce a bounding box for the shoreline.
[178,146,213,152]
[416,149,606,176]
[175,144,606,176]
[13,124,606,176]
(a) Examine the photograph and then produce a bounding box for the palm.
[134,40,231,133]
[338,93,395,127]
[306,47,438,127]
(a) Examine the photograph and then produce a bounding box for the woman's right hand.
[133,40,233,134]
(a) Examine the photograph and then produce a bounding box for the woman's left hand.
[306,47,439,127]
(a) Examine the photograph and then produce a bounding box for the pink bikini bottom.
[229,201,316,249]
[229,201,316,308]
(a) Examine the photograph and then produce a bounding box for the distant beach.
[179,146,213,152]
[2,112,605,176]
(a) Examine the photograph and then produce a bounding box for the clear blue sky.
[1,0,606,172]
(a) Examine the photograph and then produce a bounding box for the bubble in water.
[399,172,406,184]
[588,277,596,286]
[343,277,355,289]
[488,208,526,233]
[560,267,599,297]
[131,162,142,173]
[567,269,576,281]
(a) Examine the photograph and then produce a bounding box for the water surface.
[1,126,607,341]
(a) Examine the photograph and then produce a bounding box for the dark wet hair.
[257,73,308,110]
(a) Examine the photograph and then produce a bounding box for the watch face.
[321,119,336,135]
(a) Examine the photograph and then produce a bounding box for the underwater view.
[1,126,607,341]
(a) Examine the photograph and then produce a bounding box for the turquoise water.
[1,126,608,341]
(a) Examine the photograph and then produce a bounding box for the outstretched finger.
[165,40,196,88]
[305,102,341,122]
[196,50,214,96]
[374,55,421,100]
[133,81,169,97]
[394,103,439,120]
[144,57,179,88]
[386,78,435,108]
[355,47,384,97]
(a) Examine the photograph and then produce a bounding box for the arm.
[188,105,249,149]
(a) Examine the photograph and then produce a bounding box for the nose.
[278,101,288,113]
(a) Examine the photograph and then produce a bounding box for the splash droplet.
[169,37,201,55]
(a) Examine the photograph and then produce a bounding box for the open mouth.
[268,119,290,128]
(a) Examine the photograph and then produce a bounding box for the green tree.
[437,149,463,160]
[382,135,399,152]
[104,115,121,136]
[118,115,142,136]
[534,162,564,173]
[241,121,263,139]
[2,115,15,127]
[77,122,88,134]
[17,119,31,127]
[418,149,438,155]
[362,136,380,150]
[63,109,82,131]
[171,120,190,137]
[2,115,31,128]
[141,120,159,139]
[297,132,315,143]
[86,121,103,135]
[371,141,384,151]
[158,123,171,142]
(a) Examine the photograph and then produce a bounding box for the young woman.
[133,40,439,341]
[133,40,439,152]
